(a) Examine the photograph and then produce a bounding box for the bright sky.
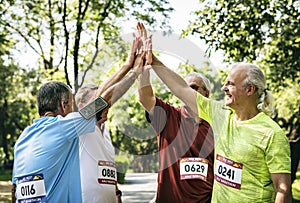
[121,0,225,72]
[15,0,225,73]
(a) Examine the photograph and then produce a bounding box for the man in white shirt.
[76,84,121,203]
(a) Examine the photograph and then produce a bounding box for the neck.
[235,107,259,121]
[42,111,56,117]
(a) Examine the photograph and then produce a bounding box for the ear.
[246,84,256,96]
[206,91,210,98]
[60,101,68,115]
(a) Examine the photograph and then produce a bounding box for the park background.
[0,0,299,202]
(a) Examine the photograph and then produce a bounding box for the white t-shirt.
[79,124,116,203]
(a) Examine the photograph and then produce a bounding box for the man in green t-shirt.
[152,57,291,203]
[147,50,292,201]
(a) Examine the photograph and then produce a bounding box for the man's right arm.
[96,37,141,96]
[151,55,199,117]
[138,69,156,112]
[99,52,145,107]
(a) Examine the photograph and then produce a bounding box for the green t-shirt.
[196,93,290,203]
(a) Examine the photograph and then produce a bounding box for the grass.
[0,169,12,181]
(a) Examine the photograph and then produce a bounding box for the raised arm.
[138,69,156,112]
[99,50,145,107]
[136,22,199,117]
[151,55,198,117]
[96,36,141,95]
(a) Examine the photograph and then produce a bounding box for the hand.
[137,22,152,65]
[116,195,122,203]
[144,35,152,66]
[132,50,146,75]
[125,35,142,67]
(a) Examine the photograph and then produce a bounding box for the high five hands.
[136,22,153,71]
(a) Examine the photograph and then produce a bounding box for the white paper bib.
[97,160,117,185]
[17,174,47,203]
[215,154,243,189]
[180,157,209,181]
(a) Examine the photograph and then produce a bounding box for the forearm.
[274,192,292,203]
[152,55,197,113]
[272,173,292,203]
[96,54,135,96]
[152,56,190,98]
[138,70,156,112]
[12,184,16,203]
[101,71,139,106]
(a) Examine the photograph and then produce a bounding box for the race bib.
[215,154,243,189]
[180,157,208,181]
[17,174,47,203]
[98,160,117,185]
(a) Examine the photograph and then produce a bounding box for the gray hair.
[75,84,98,106]
[37,81,72,116]
[184,72,212,92]
[233,63,275,117]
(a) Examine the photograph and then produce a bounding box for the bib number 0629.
[184,164,205,173]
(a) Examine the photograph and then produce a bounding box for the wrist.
[130,70,140,79]
[116,189,122,196]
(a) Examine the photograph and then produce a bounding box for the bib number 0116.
[20,184,36,196]
[17,174,47,202]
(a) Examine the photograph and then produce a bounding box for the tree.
[0,0,174,168]
[0,0,174,97]
[184,0,300,133]
[0,61,40,168]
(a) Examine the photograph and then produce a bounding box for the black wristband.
[116,189,122,196]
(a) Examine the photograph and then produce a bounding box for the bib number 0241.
[215,154,243,190]
[217,165,235,180]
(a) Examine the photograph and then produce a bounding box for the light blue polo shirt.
[12,112,96,203]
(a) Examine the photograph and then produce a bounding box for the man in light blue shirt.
[12,36,147,202]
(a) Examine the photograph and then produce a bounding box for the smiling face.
[221,66,250,110]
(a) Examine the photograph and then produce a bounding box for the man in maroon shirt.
[138,56,214,203]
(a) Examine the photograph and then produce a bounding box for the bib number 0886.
[102,168,116,179]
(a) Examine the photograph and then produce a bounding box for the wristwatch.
[116,189,122,196]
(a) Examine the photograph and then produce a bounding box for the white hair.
[233,62,275,117]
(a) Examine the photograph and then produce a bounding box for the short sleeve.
[266,129,291,174]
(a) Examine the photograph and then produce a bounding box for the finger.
[140,23,147,39]
[137,22,142,38]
